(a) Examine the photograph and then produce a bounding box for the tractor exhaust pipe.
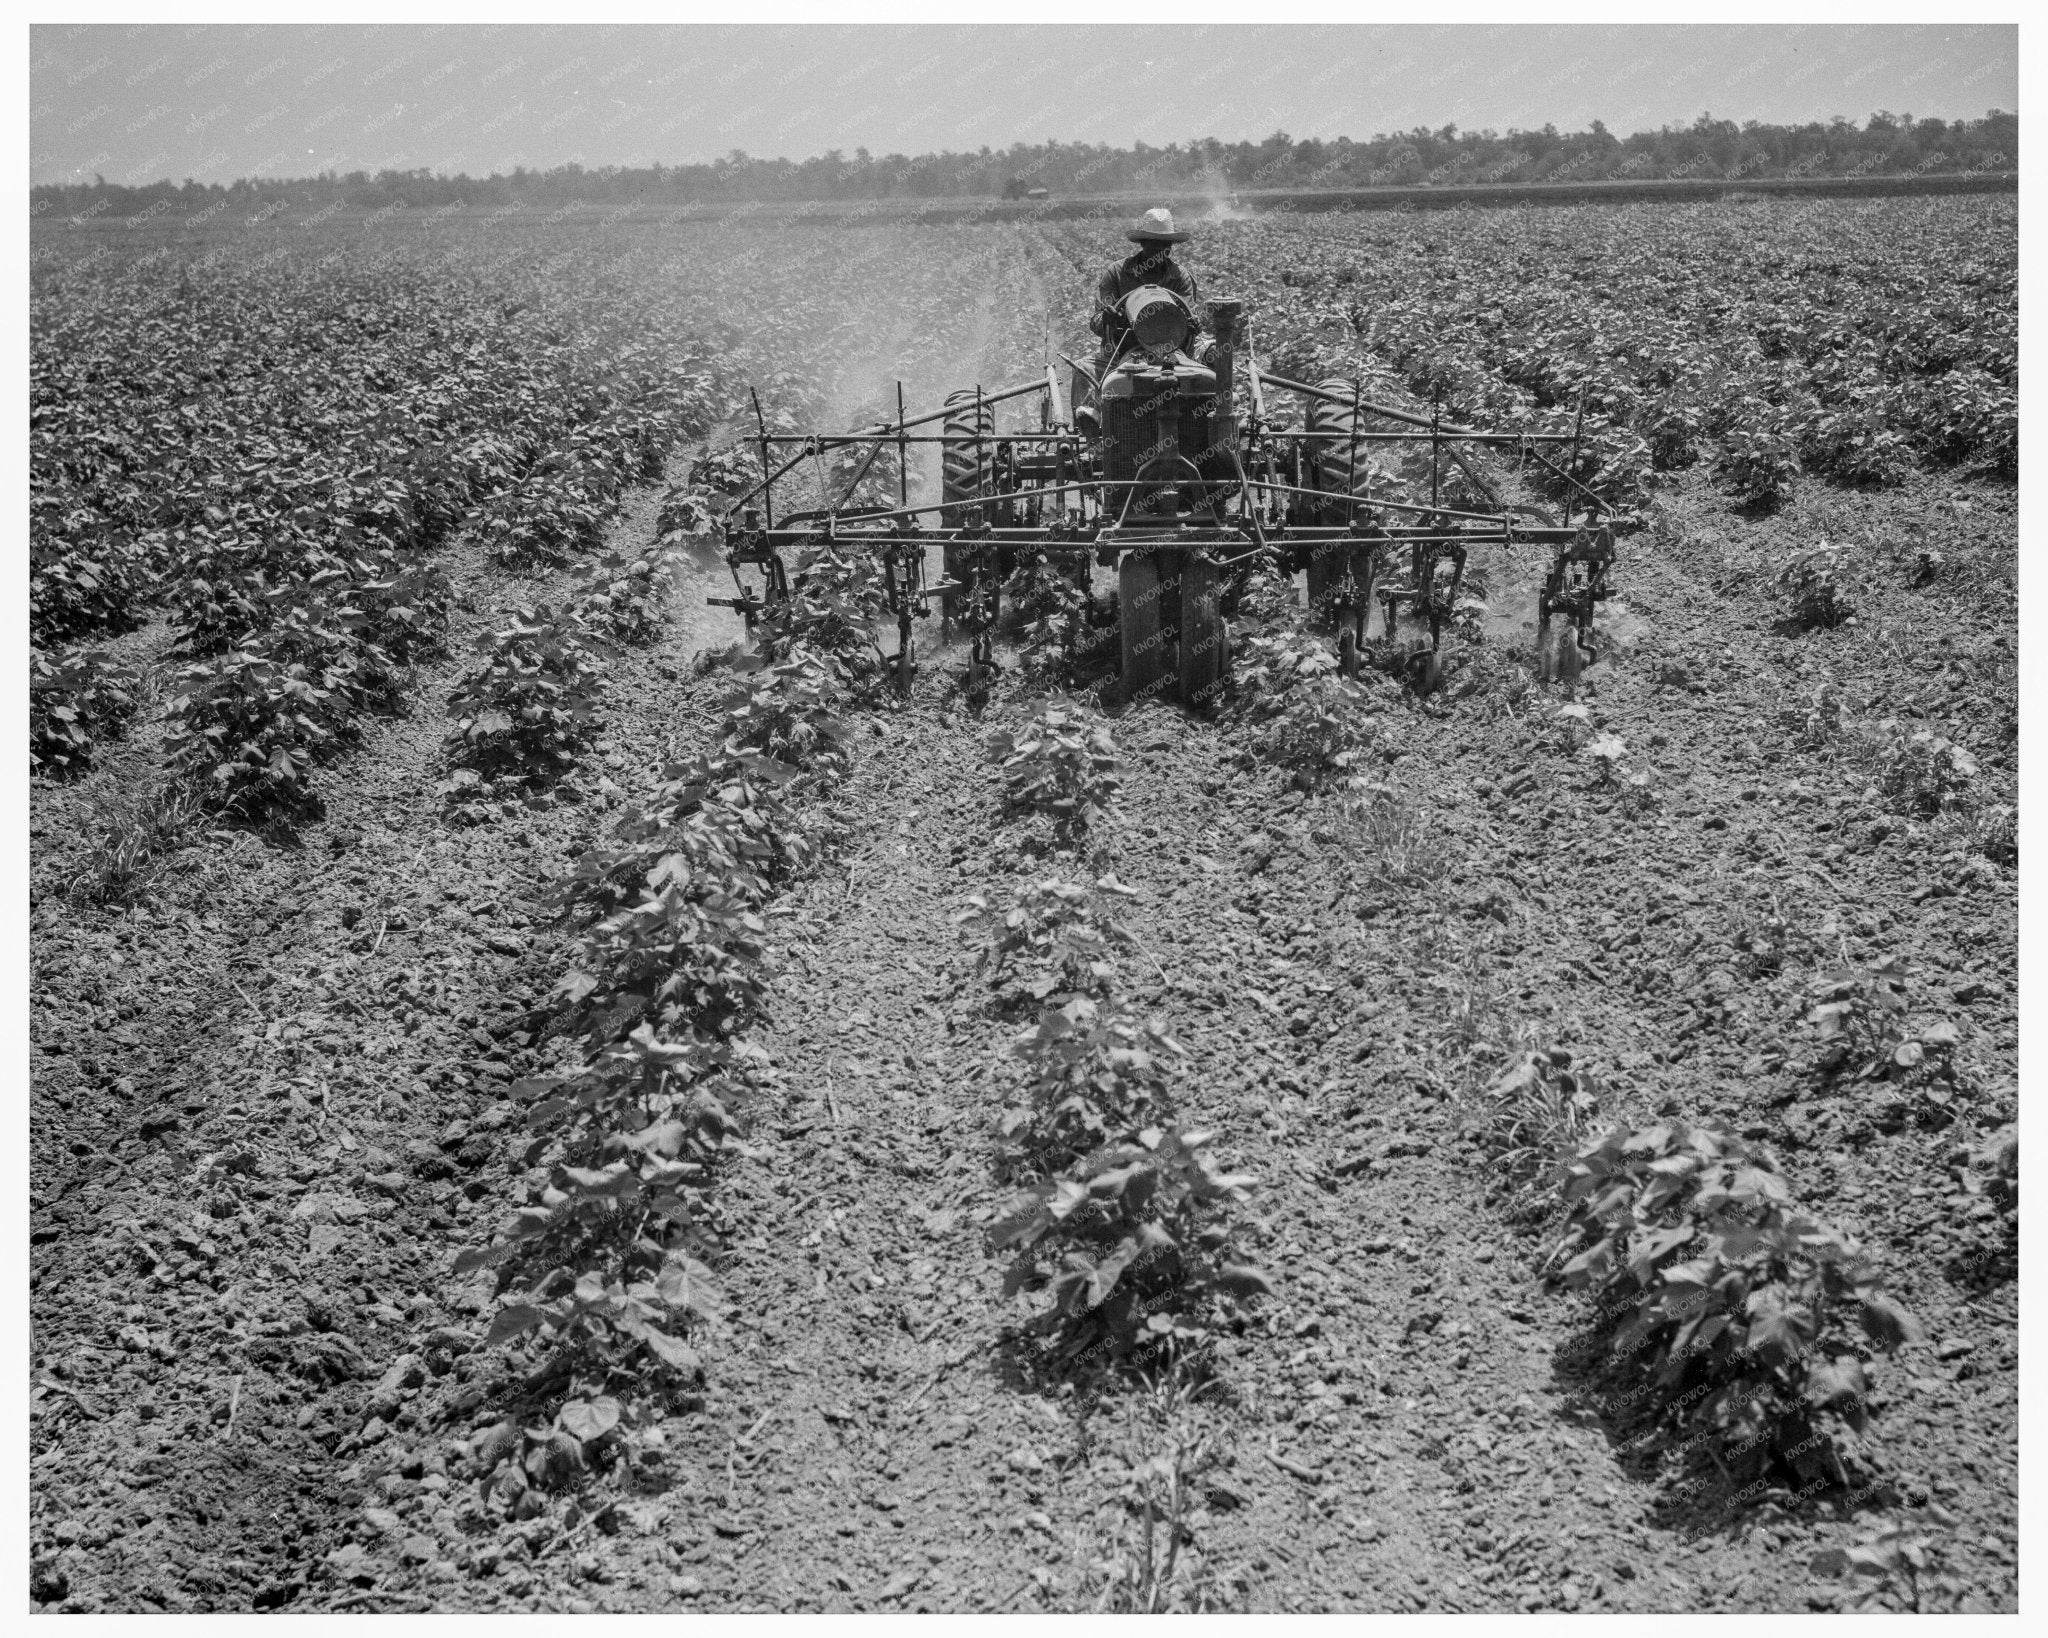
[1208,298,1242,439]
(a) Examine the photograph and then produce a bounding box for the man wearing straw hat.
[1090,206,1205,360]
[1078,206,1208,428]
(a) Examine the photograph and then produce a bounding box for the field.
[28,193,2017,1613]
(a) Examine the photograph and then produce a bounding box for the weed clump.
[1867,719,1977,817]
[1089,1402,1241,1612]
[1471,1048,1601,1220]
[63,780,207,907]
[1779,542,1859,629]
[1334,785,1450,895]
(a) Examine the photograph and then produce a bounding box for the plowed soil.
[29,217,2016,1615]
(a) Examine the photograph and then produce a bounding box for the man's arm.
[1090,266,1122,338]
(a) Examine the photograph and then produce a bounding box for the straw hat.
[1126,206,1190,244]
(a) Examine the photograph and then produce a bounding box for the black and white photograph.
[23,13,2022,1615]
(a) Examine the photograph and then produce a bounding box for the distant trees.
[27,109,2018,218]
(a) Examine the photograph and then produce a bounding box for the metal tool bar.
[747,525,1589,548]
[1256,429,1560,446]
[1238,474,1554,525]
[745,427,1557,448]
[740,469,1581,529]
[1257,368,1579,443]
[870,376,1044,435]
[748,431,1076,446]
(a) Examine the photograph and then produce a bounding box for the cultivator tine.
[752,388,773,531]
[896,381,908,511]
[1562,387,1586,530]
[1430,386,1441,512]
[880,535,926,693]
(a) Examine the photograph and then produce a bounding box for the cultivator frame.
[711,295,1619,702]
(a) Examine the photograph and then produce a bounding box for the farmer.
[1090,206,1204,366]
[1076,207,1208,430]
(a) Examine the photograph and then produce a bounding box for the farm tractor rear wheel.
[941,389,996,621]
[1305,378,1381,634]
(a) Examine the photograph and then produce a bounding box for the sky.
[29,22,2019,188]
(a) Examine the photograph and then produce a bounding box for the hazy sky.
[30,22,2018,187]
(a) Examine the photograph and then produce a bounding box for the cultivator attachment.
[709,290,1621,704]
[1537,524,1617,644]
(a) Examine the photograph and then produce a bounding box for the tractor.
[710,283,1617,702]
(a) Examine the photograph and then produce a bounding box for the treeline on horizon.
[32,108,2016,218]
